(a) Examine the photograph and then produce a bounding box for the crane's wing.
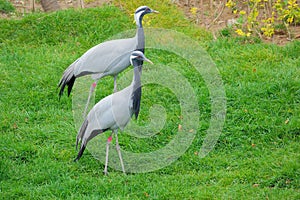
[74,117,109,161]
[73,37,137,77]
[74,84,134,161]
[91,50,132,80]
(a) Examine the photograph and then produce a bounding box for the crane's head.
[130,50,153,66]
[134,6,159,27]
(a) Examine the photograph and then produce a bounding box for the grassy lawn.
[0,1,299,199]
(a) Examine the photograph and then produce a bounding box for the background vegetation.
[1,0,299,199]
[225,0,300,39]
[0,0,15,13]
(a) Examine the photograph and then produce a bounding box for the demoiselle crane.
[74,51,153,175]
[58,6,158,116]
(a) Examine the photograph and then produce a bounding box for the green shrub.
[0,0,15,14]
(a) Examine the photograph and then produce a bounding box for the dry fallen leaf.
[285,118,289,124]
[144,192,149,197]
[178,124,182,131]
[13,123,18,129]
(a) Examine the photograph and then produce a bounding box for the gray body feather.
[74,79,137,161]
[75,37,137,77]
[74,51,151,162]
[57,6,155,98]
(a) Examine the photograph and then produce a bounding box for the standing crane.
[74,51,153,175]
[58,6,158,116]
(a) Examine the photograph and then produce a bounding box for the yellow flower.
[240,10,246,15]
[261,26,275,37]
[235,29,246,36]
[226,0,236,8]
[264,17,274,23]
[190,7,198,16]
[287,16,294,23]
[233,9,238,14]
[288,0,298,7]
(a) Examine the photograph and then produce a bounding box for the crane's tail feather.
[58,60,78,98]
[74,118,109,161]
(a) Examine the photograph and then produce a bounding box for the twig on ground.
[207,1,225,29]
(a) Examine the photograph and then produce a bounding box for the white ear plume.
[130,55,138,66]
[134,10,143,27]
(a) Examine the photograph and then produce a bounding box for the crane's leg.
[103,133,113,175]
[83,81,98,118]
[115,130,125,174]
[113,75,118,93]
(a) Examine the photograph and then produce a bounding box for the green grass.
[1,2,300,199]
[0,0,15,14]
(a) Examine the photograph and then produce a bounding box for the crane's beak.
[144,58,153,65]
[151,10,159,14]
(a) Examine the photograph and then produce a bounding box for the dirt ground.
[4,0,300,45]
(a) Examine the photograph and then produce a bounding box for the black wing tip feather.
[74,117,109,162]
[74,145,86,162]
[58,83,66,99]
[67,76,76,96]
[132,86,142,120]
[58,75,76,98]
[135,112,139,119]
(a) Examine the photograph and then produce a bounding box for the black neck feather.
[136,27,145,53]
[131,60,142,119]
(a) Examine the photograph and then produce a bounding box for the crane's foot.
[103,170,109,176]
